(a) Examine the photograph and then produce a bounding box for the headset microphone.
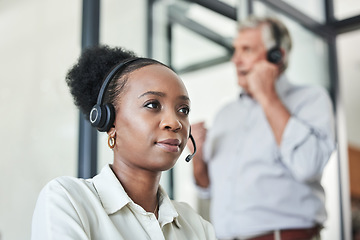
[185,134,197,162]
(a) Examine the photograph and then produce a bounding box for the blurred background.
[0,0,359,239]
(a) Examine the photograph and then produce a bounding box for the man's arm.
[247,60,290,145]
[247,60,335,181]
[278,89,335,182]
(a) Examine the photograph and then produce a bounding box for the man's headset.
[266,19,283,64]
[89,58,196,161]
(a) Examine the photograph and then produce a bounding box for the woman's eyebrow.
[179,95,190,102]
[138,91,165,98]
[138,91,190,102]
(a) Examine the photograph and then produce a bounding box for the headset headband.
[268,19,281,49]
[96,57,141,106]
[89,57,143,131]
[266,19,283,64]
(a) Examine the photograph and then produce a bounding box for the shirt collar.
[92,164,130,215]
[157,185,181,228]
[91,165,181,228]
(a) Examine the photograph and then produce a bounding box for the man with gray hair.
[188,15,335,240]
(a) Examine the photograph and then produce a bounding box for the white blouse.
[31,164,216,240]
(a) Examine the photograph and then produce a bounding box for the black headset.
[89,57,197,161]
[89,58,140,132]
[266,19,283,64]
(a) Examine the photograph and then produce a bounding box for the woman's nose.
[159,112,182,132]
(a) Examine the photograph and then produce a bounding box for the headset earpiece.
[90,103,114,132]
[267,47,282,64]
[90,104,105,128]
[89,58,141,132]
[98,103,115,132]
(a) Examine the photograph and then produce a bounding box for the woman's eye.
[144,101,160,109]
[179,106,190,115]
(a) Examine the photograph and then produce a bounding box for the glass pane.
[282,0,326,23]
[338,31,360,238]
[172,24,231,71]
[252,0,326,23]
[220,0,237,8]
[334,0,360,20]
[100,0,147,59]
[169,1,236,71]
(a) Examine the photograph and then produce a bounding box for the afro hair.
[65,45,137,117]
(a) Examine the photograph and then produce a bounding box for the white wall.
[338,31,360,148]
[0,1,81,239]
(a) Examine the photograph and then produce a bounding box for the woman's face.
[112,64,191,172]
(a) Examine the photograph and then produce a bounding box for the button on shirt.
[203,75,335,239]
[31,164,216,240]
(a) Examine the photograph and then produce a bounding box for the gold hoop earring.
[108,135,116,149]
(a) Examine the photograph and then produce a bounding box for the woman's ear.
[107,127,116,137]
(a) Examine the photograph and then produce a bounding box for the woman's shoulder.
[44,175,92,190]
[39,175,98,203]
[170,200,195,213]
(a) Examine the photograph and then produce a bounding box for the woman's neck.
[110,161,161,214]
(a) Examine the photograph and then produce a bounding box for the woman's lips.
[156,139,181,152]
